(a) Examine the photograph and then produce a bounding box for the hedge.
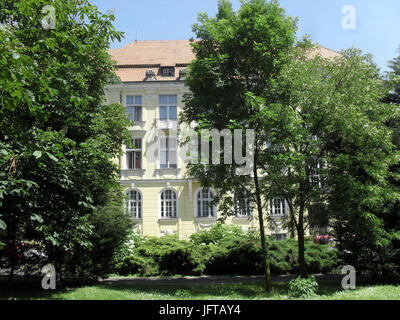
[113,225,340,277]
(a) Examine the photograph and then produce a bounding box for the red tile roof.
[109,40,340,82]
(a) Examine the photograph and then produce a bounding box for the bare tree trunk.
[289,214,296,239]
[297,203,306,277]
[253,155,271,292]
[7,239,16,283]
[8,258,15,283]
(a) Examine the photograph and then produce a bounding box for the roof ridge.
[317,44,340,55]
[109,39,192,51]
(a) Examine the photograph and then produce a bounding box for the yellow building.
[106,40,337,240]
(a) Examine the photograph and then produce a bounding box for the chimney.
[145,69,157,81]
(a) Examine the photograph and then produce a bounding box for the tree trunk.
[297,204,306,277]
[253,156,271,291]
[7,239,16,283]
[8,258,15,283]
[289,214,296,239]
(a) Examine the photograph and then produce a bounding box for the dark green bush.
[189,224,246,245]
[116,254,158,276]
[114,234,207,276]
[113,225,340,277]
[204,238,263,275]
[288,276,319,299]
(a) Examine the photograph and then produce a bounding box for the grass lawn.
[1,281,400,300]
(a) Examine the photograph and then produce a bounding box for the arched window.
[269,197,287,217]
[126,190,142,219]
[160,189,178,219]
[195,188,216,218]
[234,188,253,217]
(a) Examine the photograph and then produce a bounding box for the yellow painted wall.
[107,83,292,240]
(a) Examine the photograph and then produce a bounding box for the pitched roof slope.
[109,40,195,66]
[109,40,340,82]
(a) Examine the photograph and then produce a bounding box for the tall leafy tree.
[182,0,297,291]
[260,44,399,276]
[385,46,400,105]
[371,46,400,283]
[0,0,130,281]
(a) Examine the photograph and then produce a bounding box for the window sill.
[155,168,181,177]
[195,217,217,221]
[158,218,178,222]
[128,121,146,131]
[120,169,146,179]
[233,216,253,221]
[121,169,146,173]
[270,215,288,219]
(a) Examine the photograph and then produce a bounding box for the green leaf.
[31,214,44,223]
[46,152,58,162]
[33,150,42,159]
[0,219,6,230]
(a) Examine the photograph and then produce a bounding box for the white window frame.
[195,188,217,219]
[126,95,143,122]
[233,189,253,218]
[126,138,142,170]
[159,95,177,120]
[310,160,323,188]
[269,197,288,217]
[159,188,178,219]
[126,189,142,220]
[159,136,178,169]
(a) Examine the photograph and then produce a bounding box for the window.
[273,233,287,241]
[159,95,177,120]
[160,189,178,219]
[161,67,175,77]
[159,136,177,169]
[196,189,216,218]
[126,190,142,219]
[126,138,142,169]
[269,198,287,216]
[309,160,324,188]
[126,95,143,122]
[234,188,253,217]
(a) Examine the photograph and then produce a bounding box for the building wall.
[106,81,290,240]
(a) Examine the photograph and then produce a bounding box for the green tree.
[182,0,297,291]
[261,45,399,276]
[325,48,400,283]
[385,46,400,105]
[365,46,400,283]
[0,0,130,282]
[59,186,132,282]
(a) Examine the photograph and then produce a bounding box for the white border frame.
[268,197,289,218]
[125,188,143,220]
[194,187,217,219]
[159,187,179,219]
[232,189,253,219]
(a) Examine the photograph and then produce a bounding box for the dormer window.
[162,67,175,77]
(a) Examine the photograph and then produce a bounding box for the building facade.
[106,40,337,240]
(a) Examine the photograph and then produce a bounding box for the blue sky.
[91,0,400,73]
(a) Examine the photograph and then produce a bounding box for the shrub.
[116,254,159,276]
[114,235,207,276]
[175,289,191,298]
[113,224,340,277]
[204,238,263,275]
[288,276,319,299]
[59,187,133,282]
[190,224,245,245]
